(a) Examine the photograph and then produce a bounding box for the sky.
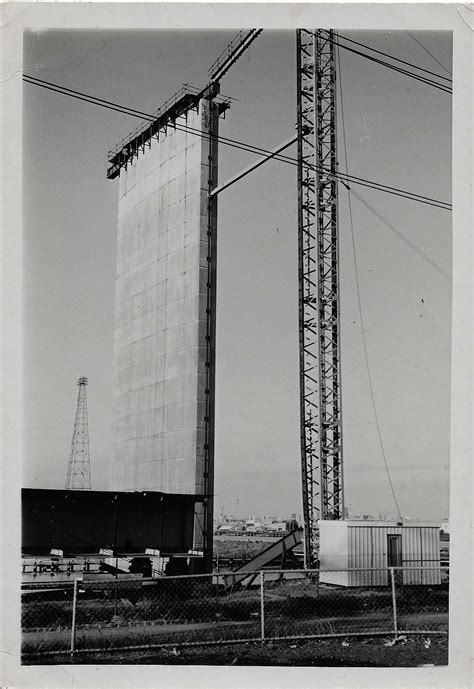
[23,29,452,522]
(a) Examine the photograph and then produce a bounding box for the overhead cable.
[405,31,452,77]
[337,39,403,521]
[336,33,452,82]
[23,74,144,119]
[23,74,452,210]
[346,186,452,282]
[319,33,452,94]
[332,40,452,93]
[169,119,451,210]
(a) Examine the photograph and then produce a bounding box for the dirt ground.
[25,634,448,667]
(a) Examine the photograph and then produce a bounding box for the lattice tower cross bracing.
[297,29,344,568]
[65,376,92,490]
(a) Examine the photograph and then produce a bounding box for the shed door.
[387,534,402,567]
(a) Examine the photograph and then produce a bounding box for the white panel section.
[319,520,349,586]
[110,102,211,495]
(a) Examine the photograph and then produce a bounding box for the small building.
[267,521,287,532]
[319,520,441,586]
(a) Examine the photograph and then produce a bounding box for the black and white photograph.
[1,2,472,685]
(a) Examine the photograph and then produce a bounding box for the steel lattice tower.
[297,29,344,568]
[65,377,92,490]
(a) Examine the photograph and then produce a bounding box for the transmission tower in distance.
[65,376,92,490]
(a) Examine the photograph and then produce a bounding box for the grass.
[22,580,448,631]
[21,576,449,662]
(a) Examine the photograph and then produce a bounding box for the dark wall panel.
[22,488,198,554]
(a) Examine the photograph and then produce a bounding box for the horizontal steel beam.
[209,134,298,198]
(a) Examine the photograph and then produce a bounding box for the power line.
[331,170,450,210]
[333,40,452,94]
[347,187,452,281]
[337,40,403,521]
[169,115,451,209]
[23,74,145,117]
[405,31,452,77]
[23,74,452,210]
[322,34,452,94]
[337,32,452,82]
[170,117,451,209]
[23,73,450,210]
[23,75,144,119]
[23,74,448,210]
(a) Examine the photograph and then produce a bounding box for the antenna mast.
[297,29,344,568]
[65,377,92,490]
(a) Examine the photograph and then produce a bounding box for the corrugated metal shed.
[319,520,441,587]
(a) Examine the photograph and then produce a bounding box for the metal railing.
[21,566,448,661]
[106,84,232,163]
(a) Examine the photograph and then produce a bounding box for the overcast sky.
[23,29,452,521]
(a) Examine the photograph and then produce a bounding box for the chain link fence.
[21,584,75,657]
[262,569,395,640]
[393,567,449,636]
[21,566,449,661]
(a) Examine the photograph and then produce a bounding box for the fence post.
[389,567,398,638]
[260,570,265,642]
[70,578,78,656]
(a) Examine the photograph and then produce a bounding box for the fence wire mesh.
[262,570,395,640]
[73,574,261,652]
[393,567,449,635]
[21,566,449,660]
[21,584,75,656]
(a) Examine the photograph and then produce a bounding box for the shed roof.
[319,519,440,528]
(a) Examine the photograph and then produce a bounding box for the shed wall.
[319,521,441,586]
[402,527,441,585]
[348,525,402,586]
[318,521,349,586]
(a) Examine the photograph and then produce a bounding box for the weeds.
[21,570,449,658]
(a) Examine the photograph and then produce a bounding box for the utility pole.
[297,29,344,568]
[65,377,92,490]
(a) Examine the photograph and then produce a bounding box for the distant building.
[215,524,235,533]
[267,521,287,532]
